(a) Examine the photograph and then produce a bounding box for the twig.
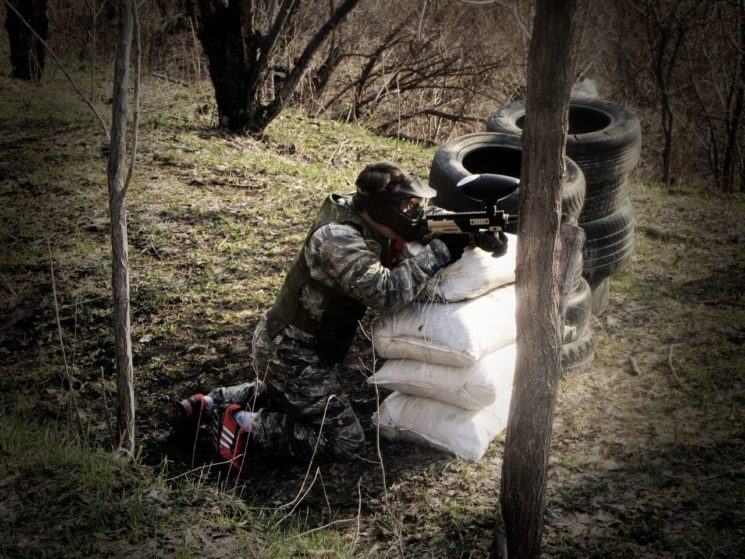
[358,321,405,558]
[188,16,202,82]
[295,517,357,538]
[166,460,223,482]
[667,343,692,393]
[190,405,207,470]
[627,355,642,376]
[146,241,162,260]
[353,476,363,551]
[273,467,323,525]
[48,239,69,384]
[317,468,332,518]
[101,366,115,443]
[416,0,428,41]
[47,239,81,431]
[59,295,109,309]
[3,0,110,141]
[272,395,337,523]
[151,72,190,87]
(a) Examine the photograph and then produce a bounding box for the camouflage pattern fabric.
[206,197,450,462]
[303,220,449,313]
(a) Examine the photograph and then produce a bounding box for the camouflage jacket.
[264,194,449,363]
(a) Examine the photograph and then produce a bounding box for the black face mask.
[366,193,427,241]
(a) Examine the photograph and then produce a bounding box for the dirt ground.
[1,74,744,558]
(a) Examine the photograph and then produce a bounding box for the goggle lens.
[400,197,425,218]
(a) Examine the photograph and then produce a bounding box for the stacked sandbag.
[485,97,641,316]
[370,237,519,462]
[427,133,594,375]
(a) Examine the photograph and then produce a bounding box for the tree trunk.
[193,0,259,130]
[492,0,579,557]
[108,0,135,456]
[4,0,48,80]
[192,0,360,133]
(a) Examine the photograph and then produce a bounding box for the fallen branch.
[151,71,190,87]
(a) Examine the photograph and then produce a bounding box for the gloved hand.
[437,234,470,263]
[475,230,508,257]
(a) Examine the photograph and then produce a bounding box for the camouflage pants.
[207,315,366,462]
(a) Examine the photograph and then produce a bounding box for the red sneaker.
[216,404,253,470]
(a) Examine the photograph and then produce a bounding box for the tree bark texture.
[4,0,48,80]
[108,0,135,456]
[193,0,263,130]
[493,0,579,557]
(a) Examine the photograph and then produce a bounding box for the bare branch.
[247,0,302,98]
[3,0,110,141]
[264,0,362,125]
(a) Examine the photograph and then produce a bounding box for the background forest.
[5,0,745,190]
[1,0,744,558]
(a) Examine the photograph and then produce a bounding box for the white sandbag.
[373,285,516,367]
[423,233,517,302]
[372,389,513,461]
[369,343,516,410]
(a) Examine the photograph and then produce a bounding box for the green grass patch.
[0,417,370,558]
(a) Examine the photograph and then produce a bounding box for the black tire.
[485,98,642,185]
[429,132,586,229]
[581,198,635,284]
[588,276,610,317]
[564,277,592,344]
[561,330,595,375]
[580,176,630,223]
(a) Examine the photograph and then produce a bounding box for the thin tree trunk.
[492,0,579,557]
[722,0,745,192]
[108,0,135,456]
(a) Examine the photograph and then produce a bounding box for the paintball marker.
[423,174,519,239]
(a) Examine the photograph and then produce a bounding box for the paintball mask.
[355,162,436,241]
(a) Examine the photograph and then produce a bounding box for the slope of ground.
[1,70,744,558]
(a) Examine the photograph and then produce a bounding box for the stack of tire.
[485,98,642,317]
[428,132,595,375]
